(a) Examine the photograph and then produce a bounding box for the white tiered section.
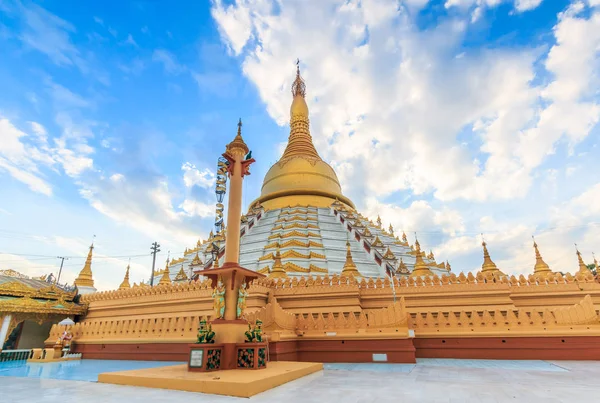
[157,204,451,282]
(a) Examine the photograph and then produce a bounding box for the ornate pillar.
[223,119,254,266]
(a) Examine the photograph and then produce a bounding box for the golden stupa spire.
[269,243,288,279]
[74,243,95,288]
[281,60,320,161]
[118,262,131,290]
[388,224,394,236]
[159,259,171,285]
[341,240,362,278]
[532,237,552,276]
[410,235,433,277]
[576,245,589,274]
[594,253,599,271]
[480,236,505,275]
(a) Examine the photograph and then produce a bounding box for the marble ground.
[2,359,600,402]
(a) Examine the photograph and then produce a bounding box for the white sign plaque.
[189,349,204,368]
[372,353,388,362]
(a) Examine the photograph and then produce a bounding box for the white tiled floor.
[1,360,600,402]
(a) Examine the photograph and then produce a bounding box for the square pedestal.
[236,342,267,369]
[99,361,323,398]
[188,344,224,372]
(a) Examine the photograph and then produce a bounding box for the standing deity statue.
[212,276,226,319]
[237,279,248,319]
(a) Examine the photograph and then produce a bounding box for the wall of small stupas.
[48,269,600,347]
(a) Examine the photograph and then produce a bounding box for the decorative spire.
[480,237,505,275]
[594,253,599,271]
[362,227,373,237]
[74,243,95,288]
[281,61,320,161]
[388,224,394,236]
[532,237,551,276]
[445,260,451,272]
[119,263,131,290]
[226,118,249,155]
[213,251,220,269]
[576,244,589,274]
[427,250,435,261]
[291,59,306,98]
[402,231,407,243]
[341,240,362,278]
[410,239,433,277]
[158,260,171,285]
[376,215,382,228]
[269,243,288,279]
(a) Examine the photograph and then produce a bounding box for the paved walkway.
[2,360,600,402]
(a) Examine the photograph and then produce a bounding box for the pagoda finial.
[341,239,362,278]
[158,257,171,285]
[480,236,504,275]
[269,242,288,279]
[226,118,249,156]
[410,238,433,277]
[119,262,131,290]
[388,224,394,235]
[291,58,306,98]
[532,236,551,276]
[74,242,95,288]
[575,244,589,274]
[594,252,598,271]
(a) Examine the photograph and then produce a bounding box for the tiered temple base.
[98,361,323,398]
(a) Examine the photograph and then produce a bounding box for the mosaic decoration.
[258,347,266,368]
[206,348,221,370]
[237,348,255,368]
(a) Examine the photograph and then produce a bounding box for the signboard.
[189,349,204,368]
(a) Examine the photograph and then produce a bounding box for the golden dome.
[252,64,354,210]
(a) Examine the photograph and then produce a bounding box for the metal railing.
[0,349,32,362]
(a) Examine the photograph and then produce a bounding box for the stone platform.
[97,361,323,398]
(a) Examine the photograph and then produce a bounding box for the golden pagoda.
[576,246,590,275]
[158,261,171,285]
[410,239,434,277]
[269,244,288,279]
[479,240,505,276]
[532,238,552,277]
[251,63,354,210]
[74,243,96,294]
[340,240,362,278]
[119,264,131,290]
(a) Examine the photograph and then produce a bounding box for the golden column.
[223,119,249,266]
[216,119,258,321]
[196,119,264,371]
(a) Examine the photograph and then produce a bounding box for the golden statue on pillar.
[212,276,226,319]
[237,278,248,319]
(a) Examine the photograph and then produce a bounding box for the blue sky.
[0,0,599,290]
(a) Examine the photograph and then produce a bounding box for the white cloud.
[0,117,54,195]
[152,49,186,74]
[181,162,216,188]
[122,33,138,47]
[179,199,214,218]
